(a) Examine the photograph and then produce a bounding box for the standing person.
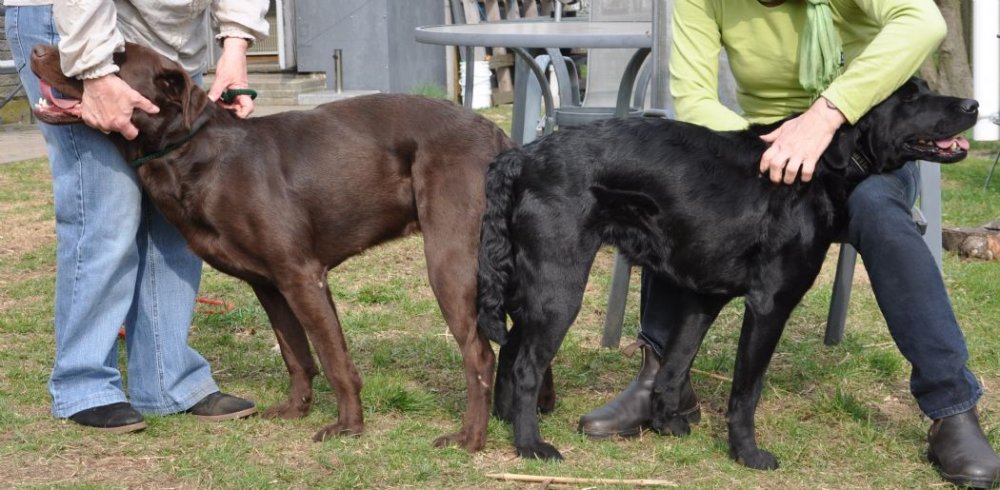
[4,0,268,432]
[576,0,1000,487]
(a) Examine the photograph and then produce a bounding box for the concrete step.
[203,72,328,105]
[298,90,381,106]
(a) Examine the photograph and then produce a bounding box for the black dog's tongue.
[934,136,970,151]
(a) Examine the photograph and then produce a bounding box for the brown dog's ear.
[156,68,208,130]
[181,80,210,130]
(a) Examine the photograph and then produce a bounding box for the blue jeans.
[6,5,219,418]
[638,163,981,420]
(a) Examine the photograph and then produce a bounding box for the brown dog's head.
[31,43,212,156]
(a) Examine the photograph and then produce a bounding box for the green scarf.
[799,0,843,95]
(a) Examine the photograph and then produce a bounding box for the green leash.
[129,88,258,167]
[219,88,258,103]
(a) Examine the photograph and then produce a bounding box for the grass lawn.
[1,108,999,488]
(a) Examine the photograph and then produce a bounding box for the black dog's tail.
[476,149,525,345]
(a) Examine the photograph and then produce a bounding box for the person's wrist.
[815,96,847,130]
[221,37,250,55]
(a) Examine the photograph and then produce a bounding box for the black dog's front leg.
[726,299,795,470]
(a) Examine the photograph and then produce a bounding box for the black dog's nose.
[959,99,979,113]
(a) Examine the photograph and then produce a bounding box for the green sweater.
[669,0,946,130]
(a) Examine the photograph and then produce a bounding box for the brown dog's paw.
[312,422,363,442]
[433,431,486,452]
[262,400,311,419]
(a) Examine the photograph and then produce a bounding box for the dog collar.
[130,120,209,168]
[849,151,872,174]
[129,88,257,168]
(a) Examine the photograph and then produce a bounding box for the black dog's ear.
[819,124,859,170]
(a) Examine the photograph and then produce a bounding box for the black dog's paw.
[732,448,779,470]
[516,441,564,461]
[650,412,691,437]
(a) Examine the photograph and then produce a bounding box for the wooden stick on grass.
[486,473,679,487]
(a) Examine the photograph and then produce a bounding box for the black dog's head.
[30,43,214,160]
[824,78,977,175]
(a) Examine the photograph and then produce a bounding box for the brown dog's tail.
[476,148,525,346]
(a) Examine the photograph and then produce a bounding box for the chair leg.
[825,243,857,346]
[984,150,1000,191]
[601,252,632,348]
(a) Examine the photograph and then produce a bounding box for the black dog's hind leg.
[509,252,596,460]
[494,318,557,424]
[648,288,729,437]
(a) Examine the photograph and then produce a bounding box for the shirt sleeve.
[669,0,749,131]
[53,0,124,79]
[211,0,270,46]
[822,0,945,124]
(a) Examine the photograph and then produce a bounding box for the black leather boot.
[68,402,146,433]
[578,341,699,438]
[928,408,1000,488]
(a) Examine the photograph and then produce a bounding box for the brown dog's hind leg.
[275,268,364,441]
[422,219,496,452]
[252,283,318,419]
[417,157,497,452]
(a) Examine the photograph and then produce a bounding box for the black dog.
[477,79,977,468]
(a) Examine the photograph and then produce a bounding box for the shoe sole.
[929,452,1000,489]
[581,405,702,439]
[191,406,258,422]
[81,420,147,433]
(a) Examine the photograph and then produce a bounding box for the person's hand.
[207,37,254,118]
[77,74,159,140]
[759,97,847,184]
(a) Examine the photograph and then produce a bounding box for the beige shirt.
[4,1,54,6]
[52,0,269,79]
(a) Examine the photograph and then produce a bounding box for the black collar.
[130,120,208,168]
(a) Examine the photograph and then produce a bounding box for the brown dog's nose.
[959,99,979,114]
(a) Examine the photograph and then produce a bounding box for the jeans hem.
[52,392,128,419]
[923,388,983,420]
[131,380,219,415]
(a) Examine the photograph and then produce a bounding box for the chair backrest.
[583,0,654,108]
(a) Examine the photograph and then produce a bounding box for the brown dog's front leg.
[252,284,318,419]
[278,274,364,441]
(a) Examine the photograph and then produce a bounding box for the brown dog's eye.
[157,70,187,98]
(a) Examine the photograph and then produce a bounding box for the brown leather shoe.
[578,341,699,438]
[928,408,1000,488]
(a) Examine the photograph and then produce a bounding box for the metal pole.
[650,0,671,111]
[332,49,344,94]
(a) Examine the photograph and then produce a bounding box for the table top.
[415,20,653,49]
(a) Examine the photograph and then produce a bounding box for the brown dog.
[31,42,511,451]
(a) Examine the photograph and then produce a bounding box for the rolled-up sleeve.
[211,0,270,45]
[53,0,124,79]
[670,0,749,131]
[822,0,945,124]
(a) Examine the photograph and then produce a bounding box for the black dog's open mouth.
[906,134,970,162]
[33,78,82,124]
